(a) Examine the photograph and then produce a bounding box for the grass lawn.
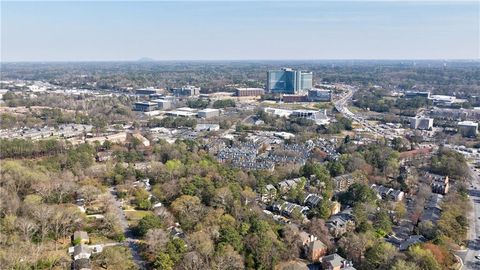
[124,210,153,227]
[89,234,117,245]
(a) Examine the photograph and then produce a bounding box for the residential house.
[420,194,443,224]
[73,231,89,245]
[326,209,355,237]
[308,240,328,262]
[322,253,356,270]
[261,184,277,203]
[72,245,92,261]
[427,173,449,195]
[304,193,322,208]
[387,235,426,251]
[370,184,404,202]
[299,231,316,246]
[298,232,328,262]
[332,174,356,193]
[278,178,304,194]
[272,201,309,218]
[72,258,91,270]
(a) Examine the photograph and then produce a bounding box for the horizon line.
[2,58,480,64]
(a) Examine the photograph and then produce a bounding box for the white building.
[308,89,332,102]
[198,108,221,119]
[263,107,329,125]
[151,99,173,110]
[195,124,220,132]
[410,117,433,130]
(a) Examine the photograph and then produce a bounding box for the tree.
[94,246,138,270]
[171,195,204,231]
[430,148,469,180]
[374,210,393,236]
[418,221,438,240]
[212,99,236,109]
[145,229,169,255]
[77,185,101,207]
[136,215,163,236]
[305,218,333,250]
[339,183,376,207]
[327,160,345,177]
[214,244,244,270]
[363,242,398,270]
[153,252,174,270]
[407,245,441,270]
[390,259,421,270]
[338,232,374,265]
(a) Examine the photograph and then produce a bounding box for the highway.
[333,86,400,139]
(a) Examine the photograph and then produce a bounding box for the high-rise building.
[267,68,313,94]
[298,71,313,91]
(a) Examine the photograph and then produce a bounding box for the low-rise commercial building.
[135,88,160,96]
[198,108,221,119]
[151,99,173,110]
[235,88,264,97]
[283,94,307,103]
[308,89,332,102]
[195,124,220,132]
[133,101,157,112]
[172,85,200,97]
[404,90,431,98]
[458,120,478,137]
[263,107,329,125]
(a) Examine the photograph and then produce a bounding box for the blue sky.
[1,1,479,61]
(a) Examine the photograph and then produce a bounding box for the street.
[108,187,146,269]
[460,165,480,270]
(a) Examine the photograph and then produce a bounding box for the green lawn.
[124,210,153,227]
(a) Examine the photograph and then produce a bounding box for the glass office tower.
[267,68,312,94]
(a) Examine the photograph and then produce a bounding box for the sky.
[1,1,479,61]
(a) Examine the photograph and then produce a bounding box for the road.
[459,165,480,270]
[333,86,400,139]
[108,187,146,269]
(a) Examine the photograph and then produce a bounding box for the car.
[475,255,480,260]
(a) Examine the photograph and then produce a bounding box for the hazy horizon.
[2,1,479,62]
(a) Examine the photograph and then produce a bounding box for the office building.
[283,94,308,103]
[404,91,431,99]
[410,117,433,130]
[135,88,160,96]
[308,89,332,102]
[263,107,329,125]
[151,99,172,110]
[197,108,221,119]
[235,88,265,97]
[458,121,478,137]
[267,68,313,94]
[298,71,313,90]
[172,85,200,97]
[133,102,157,112]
